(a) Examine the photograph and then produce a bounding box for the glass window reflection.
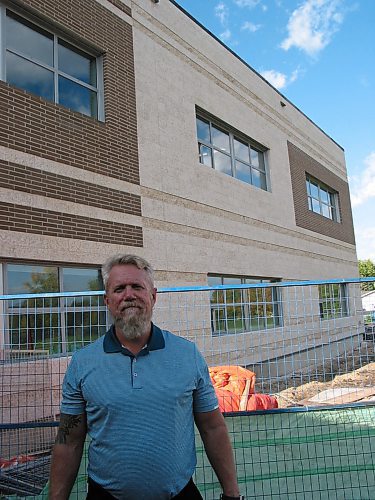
[211,126,230,152]
[250,148,260,168]
[196,118,211,143]
[6,12,53,66]
[58,40,96,85]
[208,275,281,335]
[62,268,102,292]
[234,138,249,162]
[214,151,232,176]
[5,10,100,119]
[252,169,267,190]
[196,115,267,191]
[7,264,58,294]
[235,161,251,184]
[199,145,213,167]
[59,76,97,117]
[6,52,54,101]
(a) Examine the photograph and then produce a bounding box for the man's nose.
[123,287,136,300]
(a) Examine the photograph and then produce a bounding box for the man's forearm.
[49,442,84,499]
[49,413,86,500]
[201,424,240,496]
[195,410,240,497]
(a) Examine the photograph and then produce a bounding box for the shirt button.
[134,373,137,377]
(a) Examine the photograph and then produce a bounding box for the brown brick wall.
[0,203,143,246]
[0,0,143,250]
[288,142,355,245]
[0,160,142,216]
[0,0,138,183]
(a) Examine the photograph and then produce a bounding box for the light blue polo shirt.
[61,324,218,499]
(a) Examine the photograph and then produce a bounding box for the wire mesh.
[0,278,374,498]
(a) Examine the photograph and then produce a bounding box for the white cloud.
[220,29,232,41]
[350,152,375,208]
[289,69,301,83]
[261,70,287,89]
[215,2,229,26]
[280,0,345,57]
[353,225,375,261]
[234,0,261,7]
[241,21,261,32]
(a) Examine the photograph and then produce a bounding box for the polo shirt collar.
[103,323,165,354]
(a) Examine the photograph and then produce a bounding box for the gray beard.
[114,309,151,341]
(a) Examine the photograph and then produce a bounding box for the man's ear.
[152,287,157,305]
[104,294,108,306]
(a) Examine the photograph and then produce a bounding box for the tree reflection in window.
[208,275,281,335]
[5,264,106,355]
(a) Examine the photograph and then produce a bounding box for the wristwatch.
[220,495,245,500]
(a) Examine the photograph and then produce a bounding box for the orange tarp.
[209,365,278,412]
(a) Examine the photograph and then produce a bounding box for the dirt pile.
[274,343,375,408]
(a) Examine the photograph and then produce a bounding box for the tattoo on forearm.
[55,414,82,444]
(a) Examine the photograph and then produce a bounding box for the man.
[49,254,242,500]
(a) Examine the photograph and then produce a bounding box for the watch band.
[220,495,245,500]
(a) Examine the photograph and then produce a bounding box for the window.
[208,275,281,335]
[306,176,339,221]
[4,263,106,355]
[1,8,103,119]
[196,114,268,190]
[318,283,348,320]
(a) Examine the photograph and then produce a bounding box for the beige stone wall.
[131,0,357,283]
[0,356,68,424]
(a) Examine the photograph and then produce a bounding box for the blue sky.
[175,0,375,262]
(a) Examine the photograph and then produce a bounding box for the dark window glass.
[6,52,54,101]
[62,268,103,292]
[6,12,53,66]
[196,118,211,143]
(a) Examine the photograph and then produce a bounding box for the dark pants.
[87,476,203,499]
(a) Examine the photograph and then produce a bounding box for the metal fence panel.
[0,278,374,498]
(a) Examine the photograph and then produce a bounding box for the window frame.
[208,275,282,335]
[2,262,107,355]
[0,4,104,121]
[196,112,269,191]
[306,175,340,222]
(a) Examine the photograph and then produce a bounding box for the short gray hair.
[101,254,155,290]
